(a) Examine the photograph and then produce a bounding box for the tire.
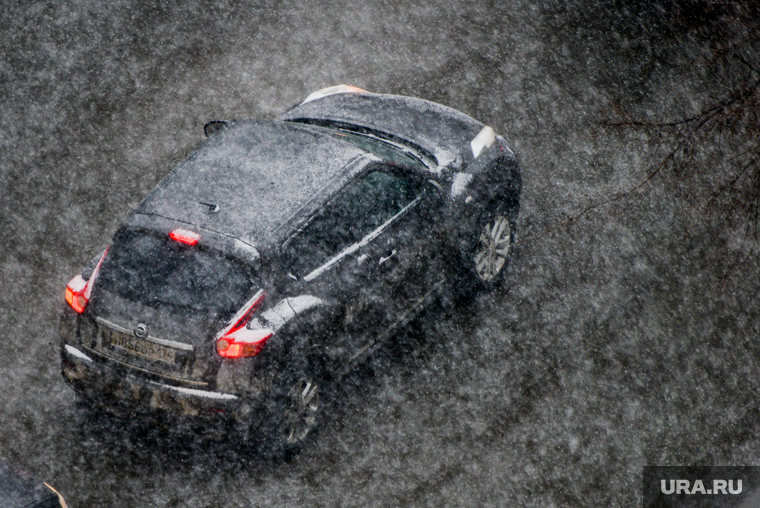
[474,212,512,284]
[260,355,325,457]
[459,205,516,296]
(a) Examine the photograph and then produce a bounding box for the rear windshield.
[97,228,258,317]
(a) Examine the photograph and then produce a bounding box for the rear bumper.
[61,343,257,430]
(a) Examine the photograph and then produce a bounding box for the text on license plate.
[108,330,176,364]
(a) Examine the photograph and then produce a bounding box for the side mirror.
[203,120,228,137]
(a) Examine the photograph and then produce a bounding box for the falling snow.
[1,1,759,507]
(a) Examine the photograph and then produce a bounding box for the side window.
[344,170,418,238]
[284,170,419,276]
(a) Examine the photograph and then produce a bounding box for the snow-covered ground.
[1,2,758,506]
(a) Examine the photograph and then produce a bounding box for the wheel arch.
[254,295,339,377]
[444,155,521,294]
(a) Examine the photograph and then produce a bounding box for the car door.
[351,169,446,335]
[281,166,445,364]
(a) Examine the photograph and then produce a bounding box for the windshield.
[323,129,431,171]
[96,228,258,317]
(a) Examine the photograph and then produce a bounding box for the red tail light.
[65,275,88,313]
[216,328,273,359]
[216,291,271,359]
[65,247,109,314]
[169,229,200,245]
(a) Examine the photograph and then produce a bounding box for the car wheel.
[451,203,515,300]
[261,356,324,456]
[474,213,512,283]
[280,375,319,444]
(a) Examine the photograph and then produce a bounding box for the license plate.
[106,329,177,365]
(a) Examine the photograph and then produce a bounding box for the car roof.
[278,91,485,170]
[137,120,369,246]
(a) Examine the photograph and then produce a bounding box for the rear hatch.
[84,226,260,386]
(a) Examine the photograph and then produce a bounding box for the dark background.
[1,1,759,506]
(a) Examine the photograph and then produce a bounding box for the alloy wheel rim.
[474,215,511,282]
[281,377,319,444]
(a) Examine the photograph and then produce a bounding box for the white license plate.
[106,329,177,365]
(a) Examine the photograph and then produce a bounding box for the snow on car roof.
[278,91,485,169]
[137,120,368,244]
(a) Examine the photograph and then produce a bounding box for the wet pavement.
[2,2,759,506]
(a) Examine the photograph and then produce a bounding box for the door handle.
[378,249,397,265]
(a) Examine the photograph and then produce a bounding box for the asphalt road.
[2,2,759,507]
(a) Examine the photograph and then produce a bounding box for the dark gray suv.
[60,86,521,453]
